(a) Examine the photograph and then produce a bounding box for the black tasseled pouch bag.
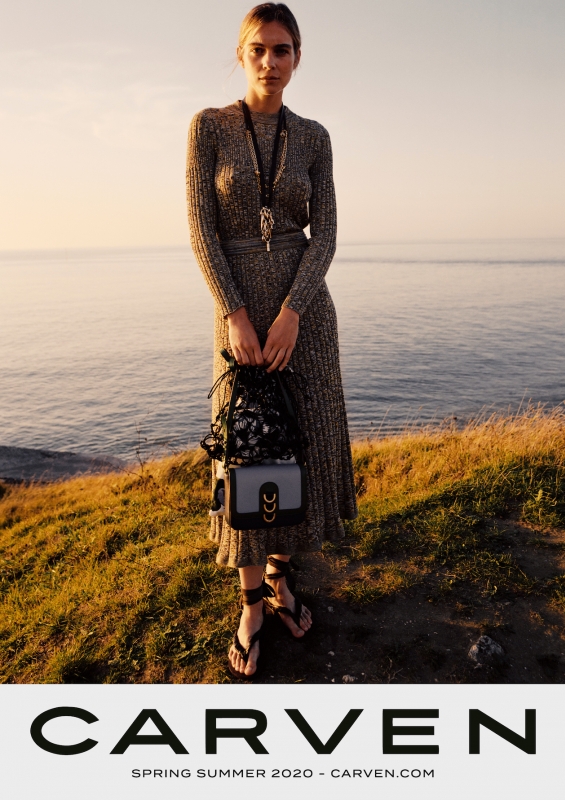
[201,349,308,530]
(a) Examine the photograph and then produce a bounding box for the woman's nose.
[262,50,276,69]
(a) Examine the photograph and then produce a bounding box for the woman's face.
[238,21,300,103]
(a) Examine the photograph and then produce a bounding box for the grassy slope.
[1,408,564,684]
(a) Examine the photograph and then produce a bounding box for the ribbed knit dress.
[186,100,357,569]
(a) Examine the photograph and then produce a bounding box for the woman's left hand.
[262,307,300,372]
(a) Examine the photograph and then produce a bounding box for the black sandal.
[262,556,309,636]
[228,584,265,681]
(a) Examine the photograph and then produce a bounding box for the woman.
[186,2,357,679]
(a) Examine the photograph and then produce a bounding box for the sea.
[1,239,564,461]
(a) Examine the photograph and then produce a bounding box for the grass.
[345,407,565,605]
[1,405,565,683]
[0,455,239,683]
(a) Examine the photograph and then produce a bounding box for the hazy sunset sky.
[1,0,564,249]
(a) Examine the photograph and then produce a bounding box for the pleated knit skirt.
[209,243,358,568]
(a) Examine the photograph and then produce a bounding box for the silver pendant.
[260,206,275,251]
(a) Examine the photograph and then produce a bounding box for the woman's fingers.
[263,308,299,368]
[264,336,294,370]
[229,336,264,366]
[262,342,276,365]
[238,341,264,366]
[237,335,291,370]
[278,348,293,371]
[227,306,265,366]
[250,341,264,367]
[230,307,299,369]
[263,334,290,364]
[265,347,287,373]
[233,345,249,365]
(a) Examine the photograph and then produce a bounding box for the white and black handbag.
[201,349,308,530]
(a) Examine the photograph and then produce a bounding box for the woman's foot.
[228,599,264,677]
[264,559,312,637]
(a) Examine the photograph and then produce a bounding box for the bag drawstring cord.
[207,368,233,400]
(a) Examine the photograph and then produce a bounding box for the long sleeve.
[281,126,337,316]
[186,110,245,318]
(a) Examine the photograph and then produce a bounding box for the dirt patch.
[248,520,565,684]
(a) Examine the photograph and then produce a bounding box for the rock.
[0,445,126,483]
[468,635,504,664]
[342,675,356,683]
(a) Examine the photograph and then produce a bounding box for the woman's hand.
[262,306,300,372]
[227,306,264,366]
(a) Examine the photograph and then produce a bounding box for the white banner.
[1,684,558,800]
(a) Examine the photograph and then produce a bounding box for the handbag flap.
[230,464,303,514]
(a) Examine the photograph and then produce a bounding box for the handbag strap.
[220,349,239,466]
[275,371,298,424]
[223,368,241,465]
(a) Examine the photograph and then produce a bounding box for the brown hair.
[239,3,301,54]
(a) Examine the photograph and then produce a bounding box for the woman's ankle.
[264,574,289,602]
[241,600,263,619]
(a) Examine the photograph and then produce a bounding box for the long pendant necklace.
[241,99,288,251]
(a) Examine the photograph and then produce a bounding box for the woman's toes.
[229,642,260,677]
[244,644,259,675]
[287,617,305,637]
[230,648,246,676]
[300,608,312,631]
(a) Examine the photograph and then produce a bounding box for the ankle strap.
[266,556,299,577]
[241,585,264,605]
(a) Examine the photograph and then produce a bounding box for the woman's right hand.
[227,306,264,366]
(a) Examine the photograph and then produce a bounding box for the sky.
[1,0,564,250]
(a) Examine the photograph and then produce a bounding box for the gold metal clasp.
[261,489,277,522]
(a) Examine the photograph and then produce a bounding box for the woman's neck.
[243,90,283,114]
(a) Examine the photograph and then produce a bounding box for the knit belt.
[220,230,309,256]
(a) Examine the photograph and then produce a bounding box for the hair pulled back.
[239,3,301,54]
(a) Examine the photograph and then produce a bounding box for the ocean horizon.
[1,238,564,461]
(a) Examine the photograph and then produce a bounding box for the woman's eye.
[249,47,290,56]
